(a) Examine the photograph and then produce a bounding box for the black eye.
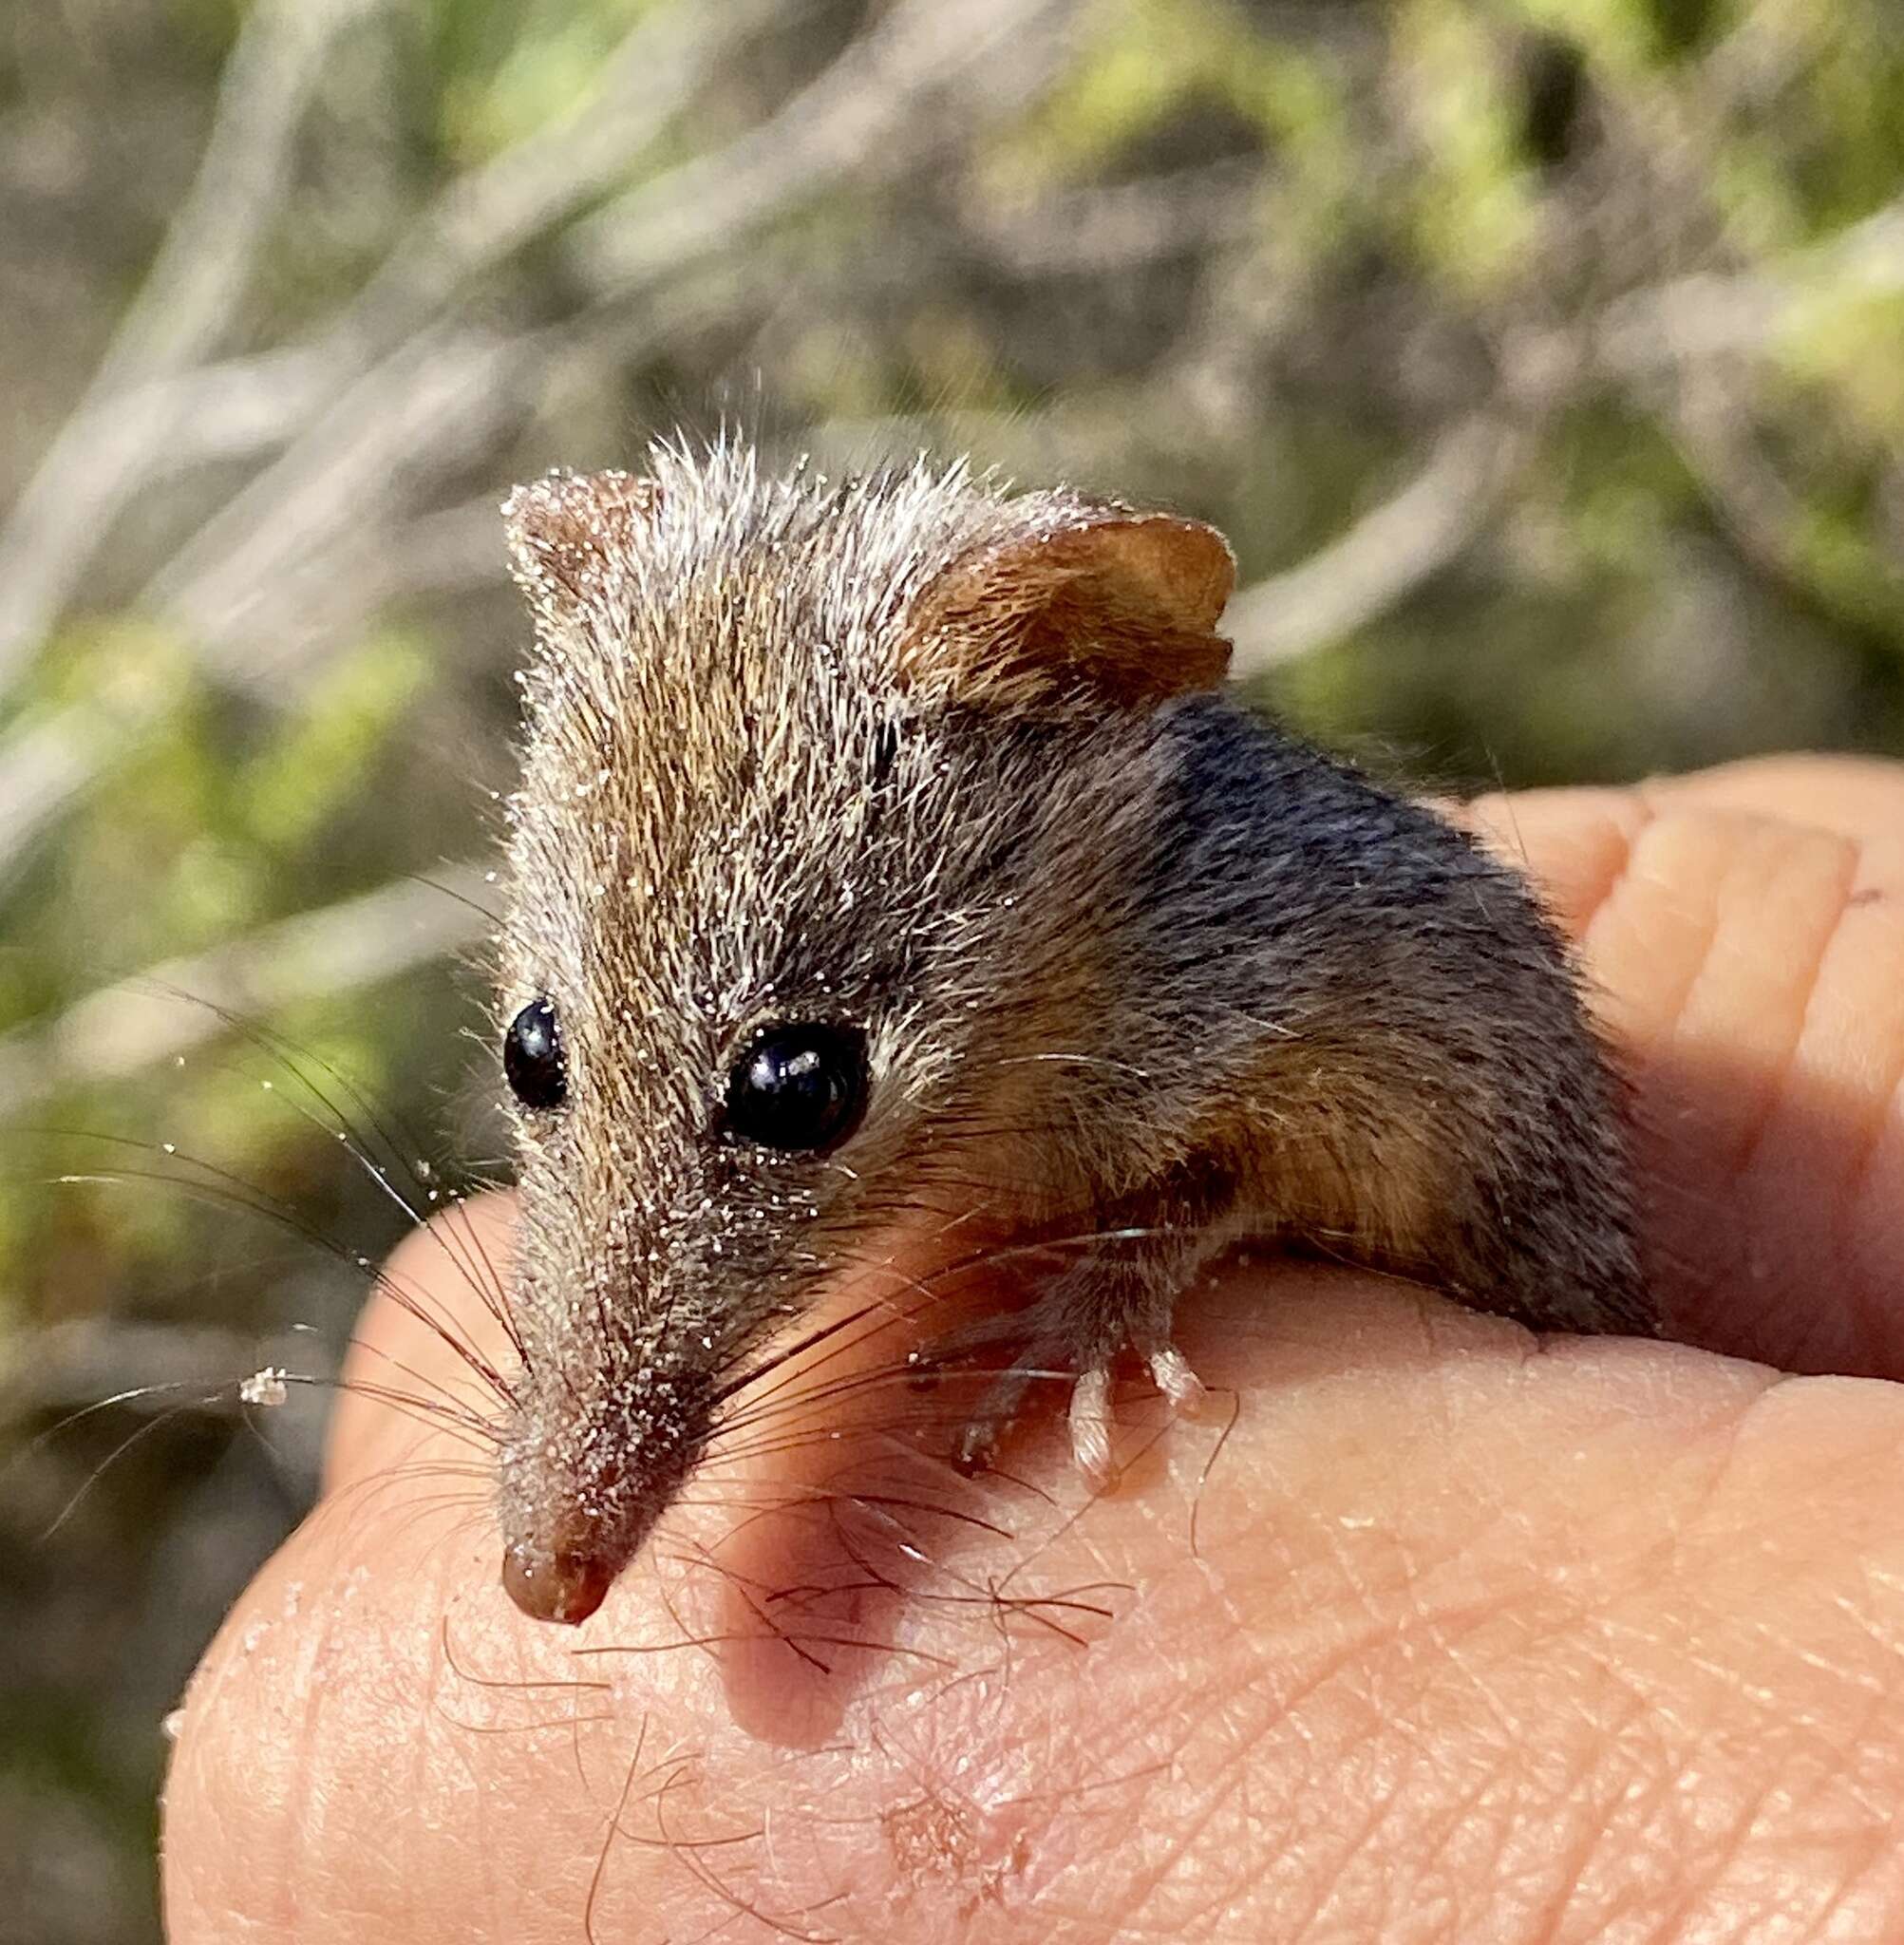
[724,1023,868,1154]
[504,999,566,1110]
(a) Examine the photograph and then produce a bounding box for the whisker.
[25,1141,515,1407]
[37,1394,227,1539]
[130,987,523,1358]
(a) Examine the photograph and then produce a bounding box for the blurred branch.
[0,263,772,878]
[142,319,525,660]
[1666,364,1818,588]
[335,0,798,349]
[1596,196,1904,614]
[43,348,339,482]
[244,495,518,659]
[569,0,1074,290]
[0,0,377,691]
[1226,414,1528,675]
[1224,183,1904,674]
[0,1320,263,1422]
[0,867,493,1117]
[0,0,790,702]
[0,328,524,887]
[135,0,1071,668]
[1596,193,1904,376]
[968,160,1259,274]
[0,711,96,876]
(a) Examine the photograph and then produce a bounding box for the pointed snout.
[500,1539,617,1625]
[494,1360,707,1625]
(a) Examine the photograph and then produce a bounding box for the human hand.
[163,754,1904,1942]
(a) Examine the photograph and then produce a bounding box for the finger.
[1463,768,1904,1376]
[1463,754,1904,874]
[1641,751,1904,841]
[165,1243,1904,1942]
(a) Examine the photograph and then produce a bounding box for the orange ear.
[898,509,1235,709]
[502,469,661,625]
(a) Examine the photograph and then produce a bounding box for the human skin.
[163,754,1904,1943]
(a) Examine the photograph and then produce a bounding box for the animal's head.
[491,440,1233,1621]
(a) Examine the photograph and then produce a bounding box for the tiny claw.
[946,1360,1039,1477]
[1149,1345,1207,1420]
[1068,1368,1118,1492]
[952,1420,999,1477]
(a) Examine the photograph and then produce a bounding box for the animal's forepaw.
[944,1338,1208,1491]
[1067,1344,1207,1488]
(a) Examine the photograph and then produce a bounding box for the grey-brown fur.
[493,436,1650,1622]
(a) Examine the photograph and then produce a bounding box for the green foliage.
[1398,2,1543,294]
[237,632,429,848]
[437,0,661,161]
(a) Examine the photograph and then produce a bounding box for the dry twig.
[0,866,492,1116]
[1226,415,1528,675]
[0,0,379,689]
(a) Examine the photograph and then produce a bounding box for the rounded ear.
[502,469,661,630]
[897,509,1235,710]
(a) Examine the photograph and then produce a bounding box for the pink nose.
[500,1543,614,1624]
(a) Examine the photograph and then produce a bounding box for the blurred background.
[3,0,1902,1936]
